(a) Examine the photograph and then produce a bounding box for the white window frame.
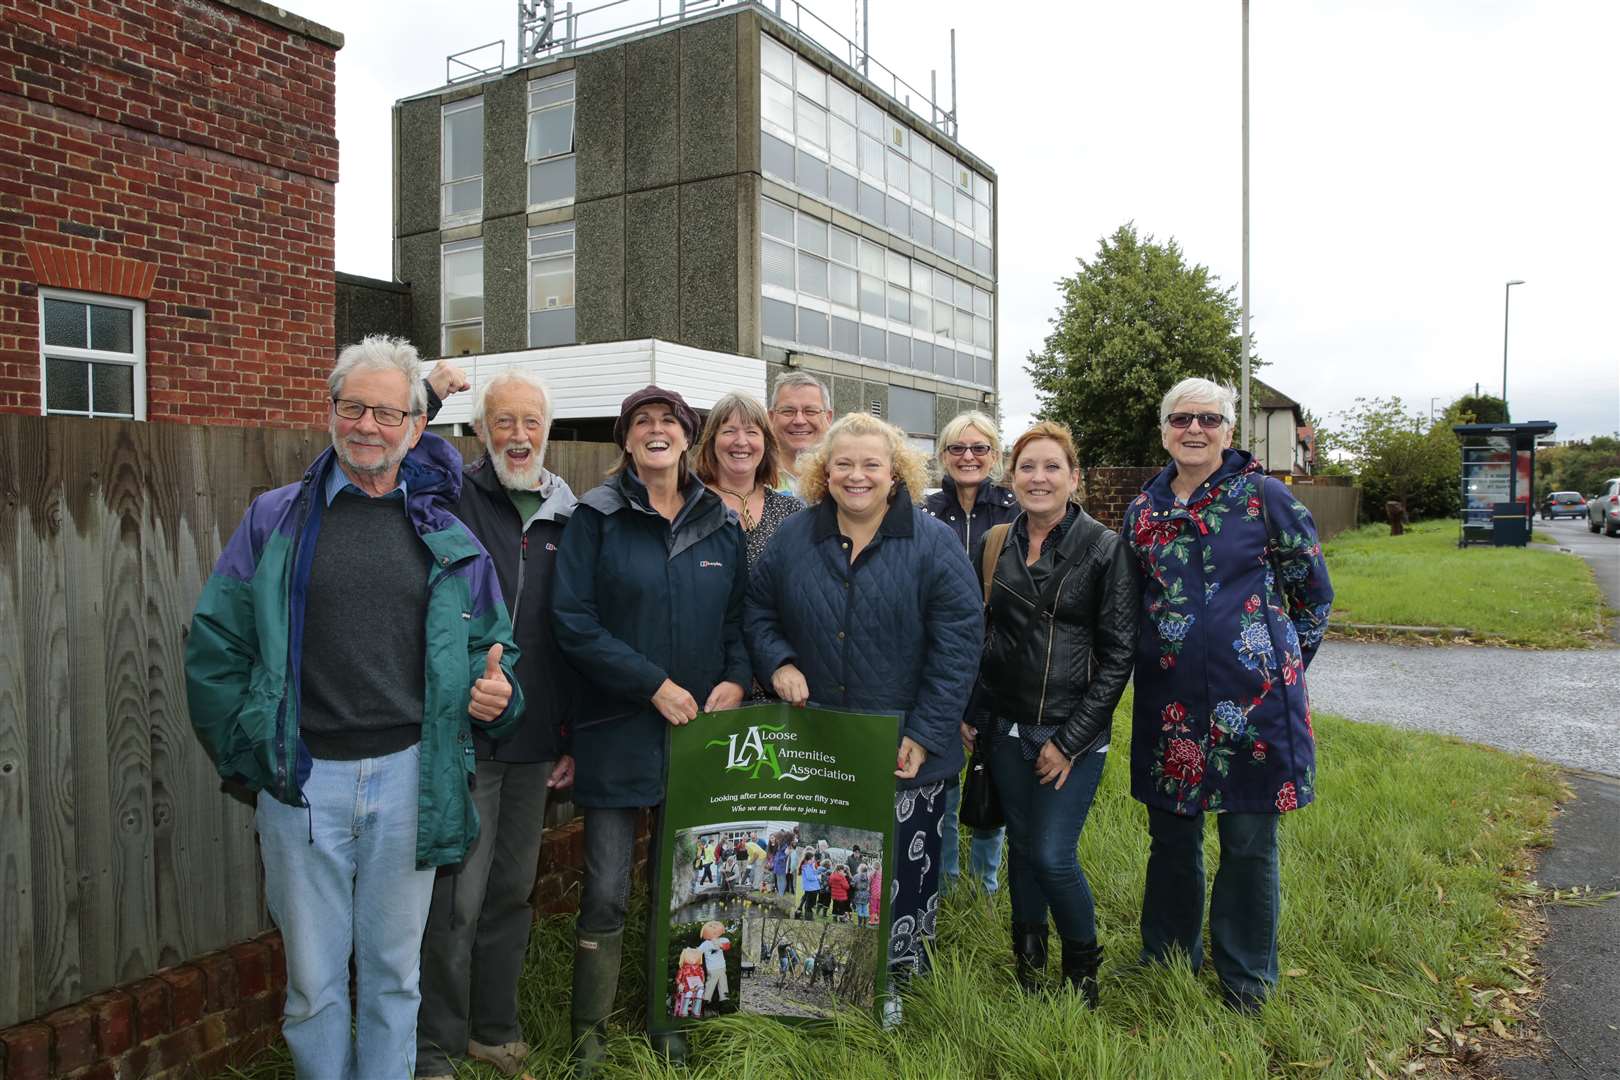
[527,223,577,347]
[441,97,484,227]
[441,238,484,357]
[526,73,577,211]
[38,287,146,420]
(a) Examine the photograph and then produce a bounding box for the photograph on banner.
[649,703,899,1029]
[668,821,885,1019]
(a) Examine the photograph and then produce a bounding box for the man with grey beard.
[186,337,520,1080]
[415,369,578,1080]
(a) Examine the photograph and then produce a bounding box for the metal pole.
[861,0,869,75]
[1502,279,1523,420]
[1241,0,1251,452]
[949,28,958,137]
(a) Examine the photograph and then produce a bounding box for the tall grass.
[227,706,1562,1080]
[1324,519,1603,647]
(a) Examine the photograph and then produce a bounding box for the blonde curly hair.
[797,412,930,507]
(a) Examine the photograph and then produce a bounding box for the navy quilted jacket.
[744,488,982,789]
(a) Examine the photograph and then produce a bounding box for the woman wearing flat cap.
[552,385,750,1069]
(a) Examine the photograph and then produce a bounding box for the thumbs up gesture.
[469,643,512,721]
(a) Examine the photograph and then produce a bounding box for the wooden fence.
[1292,482,1362,541]
[0,415,617,1028]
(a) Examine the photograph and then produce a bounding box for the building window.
[758,196,992,389]
[527,73,576,209]
[888,386,936,457]
[39,289,145,419]
[527,224,576,347]
[756,31,993,275]
[441,97,484,227]
[441,238,483,356]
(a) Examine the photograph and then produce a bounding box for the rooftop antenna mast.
[520,0,565,61]
[929,31,958,139]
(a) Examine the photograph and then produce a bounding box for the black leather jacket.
[976,507,1138,758]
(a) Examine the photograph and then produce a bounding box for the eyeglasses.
[944,442,994,458]
[1166,412,1228,431]
[773,406,826,420]
[332,398,418,427]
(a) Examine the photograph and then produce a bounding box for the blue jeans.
[989,736,1107,942]
[1140,806,1281,1003]
[940,778,1006,894]
[257,744,437,1080]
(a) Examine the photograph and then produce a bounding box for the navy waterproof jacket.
[744,488,982,790]
[551,469,751,807]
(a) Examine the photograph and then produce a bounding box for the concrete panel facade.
[575,47,625,201]
[679,177,740,354]
[484,74,528,221]
[679,16,738,182]
[397,96,441,238]
[625,34,679,193]
[574,196,625,344]
[483,213,528,354]
[397,231,442,359]
[625,188,680,341]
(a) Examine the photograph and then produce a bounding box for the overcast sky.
[290,0,1620,443]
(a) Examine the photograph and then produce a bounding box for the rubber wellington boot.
[1011,922,1049,992]
[1060,938,1103,1007]
[649,1029,689,1065]
[570,928,623,1078]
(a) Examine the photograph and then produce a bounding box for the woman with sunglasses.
[924,412,1017,898]
[1121,377,1333,1014]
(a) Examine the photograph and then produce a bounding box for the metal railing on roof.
[504,0,958,139]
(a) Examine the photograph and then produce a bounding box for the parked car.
[1589,478,1620,536]
[1541,491,1588,519]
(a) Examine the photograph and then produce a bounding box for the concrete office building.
[393,0,997,448]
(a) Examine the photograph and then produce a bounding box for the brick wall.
[0,813,646,1079]
[0,0,343,426]
[1082,466,1161,531]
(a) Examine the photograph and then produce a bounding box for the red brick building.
[0,0,343,427]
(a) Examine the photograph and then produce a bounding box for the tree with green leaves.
[1536,435,1620,498]
[1329,396,1461,521]
[1026,223,1251,468]
[1451,393,1508,424]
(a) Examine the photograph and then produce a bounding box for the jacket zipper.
[1035,563,1081,724]
[513,532,528,622]
[279,481,315,801]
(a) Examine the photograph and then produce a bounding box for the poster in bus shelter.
[647,702,900,1032]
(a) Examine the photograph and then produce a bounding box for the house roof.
[1248,377,1299,410]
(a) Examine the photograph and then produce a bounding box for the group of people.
[184,334,1333,1080]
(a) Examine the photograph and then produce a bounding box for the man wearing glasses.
[767,370,835,497]
[186,336,523,1080]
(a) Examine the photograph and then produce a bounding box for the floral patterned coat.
[1122,449,1334,816]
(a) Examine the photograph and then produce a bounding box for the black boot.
[1011,922,1049,992]
[570,929,623,1077]
[1061,938,1102,1007]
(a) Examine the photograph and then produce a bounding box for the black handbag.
[959,741,1003,830]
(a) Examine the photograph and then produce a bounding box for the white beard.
[489,445,546,491]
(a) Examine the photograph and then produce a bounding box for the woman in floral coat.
[1122,377,1333,1013]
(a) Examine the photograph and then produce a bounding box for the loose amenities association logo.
[707,724,805,781]
[705,723,856,784]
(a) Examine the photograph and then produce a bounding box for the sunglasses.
[944,442,994,458]
[1166,412,1228,430]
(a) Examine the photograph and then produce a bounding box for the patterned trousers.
[888,779,949,979]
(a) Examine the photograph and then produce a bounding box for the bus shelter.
[1453,421,1557,547]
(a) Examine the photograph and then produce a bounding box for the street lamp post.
[1502,279,1524,420]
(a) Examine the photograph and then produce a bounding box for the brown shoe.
[467,1040,530,1077]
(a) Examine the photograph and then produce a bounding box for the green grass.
[226,705,1564,1080]
[1323,519,1604,647]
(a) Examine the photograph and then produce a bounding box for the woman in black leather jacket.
[963,421,1137,1004]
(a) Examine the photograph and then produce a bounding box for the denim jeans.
[416,759,554,1076]
[1140,807,1281,1002]
[577,806,645,934]
[989,736,1107,942]
[257,744,436,1080]
[940,779,1006,894]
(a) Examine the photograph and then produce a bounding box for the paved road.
[1309,640,1618,776]
[1533,514,1620,643]
[1311,520,1618,775]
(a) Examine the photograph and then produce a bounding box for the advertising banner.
[648,703,899,1032]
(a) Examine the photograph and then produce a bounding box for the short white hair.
[329,335,427,414]
[1159,377,1236,427]
[770,369,831,411]
[472,369,554,433]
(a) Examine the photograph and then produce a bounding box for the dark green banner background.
[648,702,900,1031]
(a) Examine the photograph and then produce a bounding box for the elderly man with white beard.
[414,368,579,1080]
